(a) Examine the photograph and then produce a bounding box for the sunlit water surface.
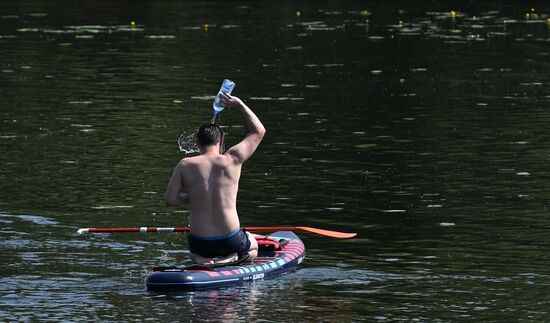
[1,1,550,321]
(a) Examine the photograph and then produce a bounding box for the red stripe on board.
[285,249,297,256]
[288,243,305,250]
[285,246,304,252]
[232,269,240,275]
[287,253,298,260]
[287,247,304,254]
[220,270,233,276]
[287,249,304,255]
[284,256,291,262]
[187,270,220,278]
[285,252,297,260]
[285,247,303,253]
[284,245,304,251]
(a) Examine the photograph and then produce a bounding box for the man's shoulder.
[222,149,246,163]
[179,154,238,167]
[178,155,199,165]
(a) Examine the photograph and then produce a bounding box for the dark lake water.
[1,1,550,321]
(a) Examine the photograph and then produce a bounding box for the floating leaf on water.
[371,70,382,74]
[443,40,467,44]
[145,35,176,39]
[43,29,74,34]
[221,25,240,29]
[17,28,42,33]
[248,97,273,101]
[298,21,325,27]
[309,25,335,31]
[368,36,384,40]
[115,26,144,32]
[91,205,134,209]
[516,172,530,176]
[190,95,214,100]
[439,222,455,226]
[355,143,377,149]
[313,159,338,164]
[68,101,93,104]
[487,32,511,37]
[29,13,47,18]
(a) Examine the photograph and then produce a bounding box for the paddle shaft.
[77,226,356,238]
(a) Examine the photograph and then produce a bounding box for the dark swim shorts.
[188,228,251,258]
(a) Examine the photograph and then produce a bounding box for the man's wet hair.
[196,124,224,148]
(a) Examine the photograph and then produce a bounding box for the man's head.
[196,124,224,149]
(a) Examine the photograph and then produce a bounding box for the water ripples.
[2,1,550,321]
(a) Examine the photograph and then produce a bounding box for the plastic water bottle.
[212,79,236,117]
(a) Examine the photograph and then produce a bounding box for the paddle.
[76,226,357,239]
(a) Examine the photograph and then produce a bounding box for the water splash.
[177,131,199,155]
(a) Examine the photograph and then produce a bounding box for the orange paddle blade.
[244,226,357,239]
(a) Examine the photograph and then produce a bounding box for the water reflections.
[1,0,550,321]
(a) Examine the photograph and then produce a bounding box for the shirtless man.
[164,92,265,264]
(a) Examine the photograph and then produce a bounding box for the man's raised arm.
[220,92,266,163]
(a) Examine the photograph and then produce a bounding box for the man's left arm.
[164,162,190,206]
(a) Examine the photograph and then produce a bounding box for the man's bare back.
[168,152,242,236]
[164,92,265,263]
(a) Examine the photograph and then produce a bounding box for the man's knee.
[246,232,258,259]
[246,232,258,250]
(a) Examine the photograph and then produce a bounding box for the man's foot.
[190,252,238,265]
